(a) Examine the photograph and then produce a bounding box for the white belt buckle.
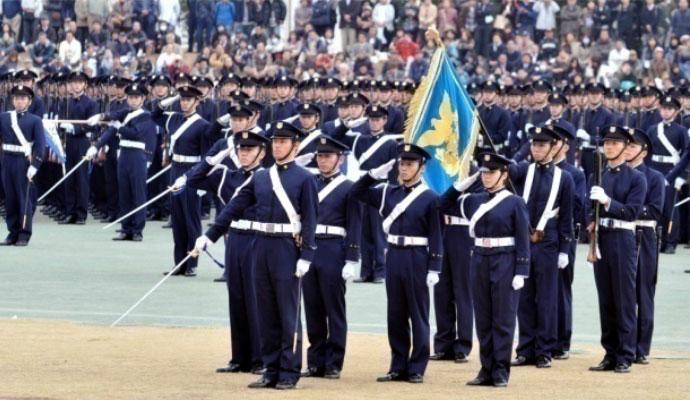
[482,238,492,248]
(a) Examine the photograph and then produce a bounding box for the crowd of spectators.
[1,0,690,91]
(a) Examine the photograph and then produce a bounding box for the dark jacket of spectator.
[249,0,272,26]
[338,0,361,29]
[672,8,690,37]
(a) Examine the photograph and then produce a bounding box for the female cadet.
[439,152,530,388]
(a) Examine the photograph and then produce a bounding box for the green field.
[2,213,690,355]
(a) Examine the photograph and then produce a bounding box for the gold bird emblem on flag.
[416,93,461,177]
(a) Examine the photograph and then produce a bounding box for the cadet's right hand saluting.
[369,159,396,180]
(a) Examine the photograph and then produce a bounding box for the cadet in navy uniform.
[510,81,551,161]
[271,76,299,121]
[588,125,646,373]
[301,136,361,380]
[578,84,616,188]
[646,96,687,254]
[431,166,483,363]
[478,81,512,154]
[193,76,216,122]
[145,74,173,222]
[0,85,45,246]
[153,85,211,276]
[195,121,318,390]
[510,126,574,369]
[545,93,577,164]
[292,103,323,172]
[550,124,587,360]
[182,130,268,374]
[318,78,341,123]
[624,128,664,365]
[58,71,98,225]
[351,143,442,384]
[85,83,158,241]
[14,70,45,117]
[333,100,400,283]
[439,152,530,387]
[375,81,405,134]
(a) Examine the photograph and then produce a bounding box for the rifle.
[587,138,603,262]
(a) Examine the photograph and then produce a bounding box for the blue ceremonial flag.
[404,34,479,193]
[42,121,66,164]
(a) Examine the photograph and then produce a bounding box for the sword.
[204,249,225,269]
[674,196,690,207]
[293,275,303,354]
[103,187,173,230]
[37,157,88,202]
[22,180,32,230]
[42,119,109,125]
[146,164,172,184]
[111,251,198,327]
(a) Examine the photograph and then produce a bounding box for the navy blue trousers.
[303,238,348,372]
[556,239,576,353]
[385,246,430,376]
[225,230,262,369]
[64,136,90,220]
[433,225,473,356]
[471,252,519,383]
[636,227,658,358]
[170,163,201,272]
[517,237,559,360]
[104,147,119,219]
[594,230,638,365]
[1,154,35,242]
[117,150,147,235]
[360,205,386,280]
[253,236,302,384]
[661,185,679,248]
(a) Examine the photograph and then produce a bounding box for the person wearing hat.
[271,76,299,121]
[577,83,616,192]
[439,152,530,387]
[291,103,323,172]
[0,85,46,246]
[194,121,318,390]
[321,96,352,137]
[351,143,442,384]
[550,124,587,360]
[646,95,687,254]
[332,101,399,284]
[639,86,662,131]
[181,130,269,374]
[545,93,577,163]
[623,127,665,366]
[300,135,361,380]
[57,71,99,225]
[510,125,574,369]
[84,84,158,241]
[509,82,550,161]
[193,75,216,123]
[375,80,405,134]
[478,81,512,156]
[14,70,45,117]
[616,90,639,127]
[587,125,646,373]
[317,78,341,124]
[152,85,211,276]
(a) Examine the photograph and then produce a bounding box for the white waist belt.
[651,154,678,164]
[2,143,30,153]
[635,220,657,229]
[315,224,346,237]
[474,237,515,248]
[444,215,469,226]
[119,140,146,150]
[172,154,201,163]
[387,234,428,247]
[230,219,301,234]
[599,218,636,231]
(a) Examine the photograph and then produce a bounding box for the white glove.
[342,261,357,281]
[27,165,37,181]
[512,275,525,290]
[576,129,591,142]
[674,177,686,191]
[558,252,569,269]
[453,171,479,192]
[295,152,315,167]
[207,148,229,166]
[426,271,440,287]
[108,120,123,130]
[346,116,368,128]
[590,185,610,206]
[160,95,179,109]
[217,113,231,127]
[171,175,187,192]
[524,123,534,133]
[60,123,74,134]
[369,159,396,180]
[194,235,212,253]
[85,145,98,160]
[87,114,103,126]
[295,259,311,277]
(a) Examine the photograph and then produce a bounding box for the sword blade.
[146,164,172,185]
[37,157,88,202]
[102,187,172,230]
